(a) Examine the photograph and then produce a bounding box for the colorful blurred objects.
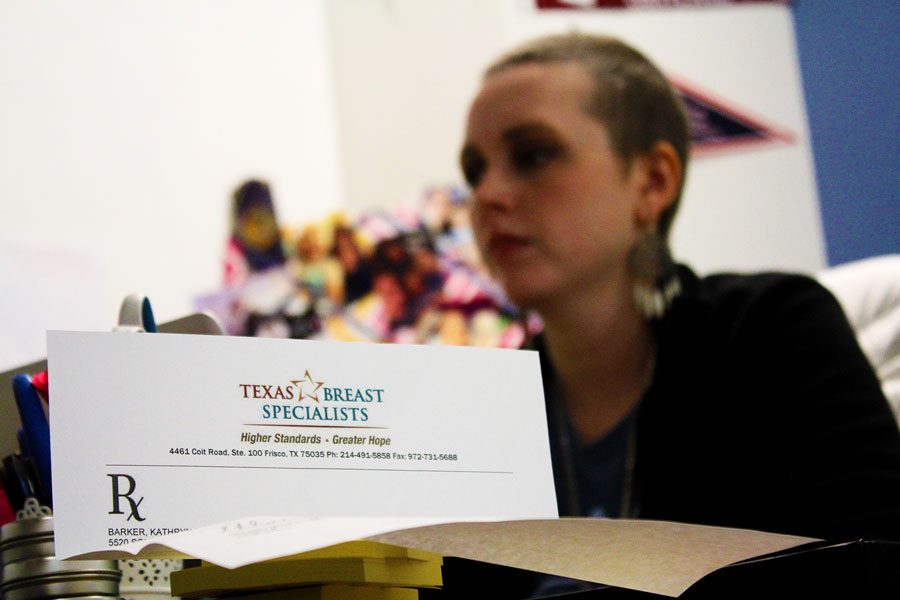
[224,179,288,286]
[197,184,537,348]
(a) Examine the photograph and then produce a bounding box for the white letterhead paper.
[47,331,557,559]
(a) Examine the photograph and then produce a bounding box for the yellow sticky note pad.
[249,541,441,564]
[226,584,419,600]
[171,556,442,597]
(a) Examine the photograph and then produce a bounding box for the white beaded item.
[119,558,183,599]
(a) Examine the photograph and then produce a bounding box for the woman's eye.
[511,143,557,173]
[461,154,486,188]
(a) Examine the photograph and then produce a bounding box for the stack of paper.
[170,541,442,599]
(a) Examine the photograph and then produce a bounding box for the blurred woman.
[461,33,900,542]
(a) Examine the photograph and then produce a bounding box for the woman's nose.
[472,167,515,213]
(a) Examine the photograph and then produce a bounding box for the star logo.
[291,369,324,403]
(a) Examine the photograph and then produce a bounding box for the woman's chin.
[496,274,558,312]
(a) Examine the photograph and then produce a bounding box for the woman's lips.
[487,233,532,260]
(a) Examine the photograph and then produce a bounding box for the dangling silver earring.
[629,230,681,320]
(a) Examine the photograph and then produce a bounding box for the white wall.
[0,0,826,371]
[326,0,506,210]
[0,0,344,369]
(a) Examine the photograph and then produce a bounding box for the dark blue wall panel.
[792,0,899,266]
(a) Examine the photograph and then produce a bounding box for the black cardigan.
[538,266,900,542]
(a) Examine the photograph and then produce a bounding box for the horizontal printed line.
[244,424,389,429]
[104,464,512,475]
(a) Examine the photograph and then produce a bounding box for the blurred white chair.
[817,254,900,422]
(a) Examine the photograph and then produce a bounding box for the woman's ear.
[633,141,682,228]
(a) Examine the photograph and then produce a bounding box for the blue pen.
[16,427,32,461]
[141,296,157,333]
[12,374,52,507]
[2,453,47,512]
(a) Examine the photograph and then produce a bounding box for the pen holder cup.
[0,516,120,599]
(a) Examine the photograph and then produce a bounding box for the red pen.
[31,370,49,402]
[0,484,14,526]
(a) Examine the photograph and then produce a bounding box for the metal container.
[0,517,54,543]
[0,518,122,599]
[0,517,55,565]
[1,573,120,600]
[1,556,120,599]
